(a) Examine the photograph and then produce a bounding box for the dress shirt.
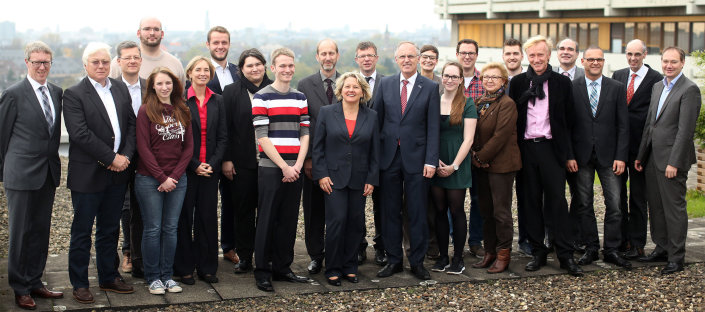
[362,70,377,94]
[657,72,683,118]
[558,65,577,80]
[26,76,56,124]
[628,65,649,92]
[585,75,603,105]
[524,80,552,140]
[122,76,142,116]
[399,72,418,102]
[88,76,121,152]
[320,70,336,93]
[211,58,234,91]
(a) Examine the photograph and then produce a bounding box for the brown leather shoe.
[224,250,240,264]
[99,277,135,294]
[15,294,36,310]
[488,248,511,273]
[470,245,486,257]
[73,288,94,304]
[30,286,64,299]
[472,252,496,268]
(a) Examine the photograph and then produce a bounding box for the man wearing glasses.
[0,41,64,310]
[420,45,441,84]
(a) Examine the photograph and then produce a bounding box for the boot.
[472,252,496,268]
[487,248,511,273]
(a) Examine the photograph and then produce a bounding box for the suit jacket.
[0,78,62,190]
[186,93,228,173]
[312,103,380,189]
[554,66,585,81]
[636,75,702,171]
[63,77,136,192]
[569,75,629,168]
[373,72,440,172]
[473,94,521,173]
[364,72,385,108]
[612,65,663,162]
[184,62,240,95]
[297,71,340,158]
[221,79,262,169]
[508,70,574,166]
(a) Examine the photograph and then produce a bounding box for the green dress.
[431,98,477,189]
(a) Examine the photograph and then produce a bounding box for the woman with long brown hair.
[134,67,193,295]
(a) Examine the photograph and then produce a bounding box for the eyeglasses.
[120,56,142,61]
[482,76,503,81]
[89,60,111,67]
[141,27,161,32]
[442,74,461,81]
[28,60,52,68]
[420,54,437,61]
[396,54,418,60]
[458,51,477,57]
[355,54,377,59]
[584,58,605,63]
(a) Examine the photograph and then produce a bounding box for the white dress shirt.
[399,72,417,102]
[211,58,234,91]
[88,77,122,152]
[26,76,56,124]
[558,65,577,80]
[122,76,142,116]
[362,70,377,95]
[628,64,649,92]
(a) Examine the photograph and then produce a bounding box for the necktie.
[562,71,571,80]
[401,80,409,115]
[626,73,637,105]
[365,76,372,84]
[589,81,598,117]
[39,86,54,132]
[325,78,334,104]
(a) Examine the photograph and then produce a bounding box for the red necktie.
[626,73,636,105]
[401,80,409,115]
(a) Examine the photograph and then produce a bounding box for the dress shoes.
[307,259,323,274]
[603,252,632,270]
[472,253,497,269]
[72,288,94,304]
[410,264,431,280]
[374,249,388,266]
[638,250,668,262]
[131,266,144,279]
[256,278,274,292]
[234,259,252,274]
[30,286,63,299]
[199,274,219,283]
[99,276,135,294]
[577,249,599,265]
[180,275,195,285]
[525,254,547,271]
[223,250,240,264]
[357,249,367,265]
[327,277,341,286]
[15,294,36,310]
[559,258,584,277]
[661,262,684,275]
[469,245,486,257]
[273,272,309,283]
[377,262,403,278]
[623,247,645,260]
[343,274,359,283]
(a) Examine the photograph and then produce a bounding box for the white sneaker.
[164,279,182,293]
[148,280,165,295]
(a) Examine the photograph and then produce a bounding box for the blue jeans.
[134,174,187,283]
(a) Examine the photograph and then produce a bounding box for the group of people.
[0,15,700,310]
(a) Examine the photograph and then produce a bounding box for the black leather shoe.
[623,247,644,260]
[661,261,684,275]
[357,249,367,265]
[639,250,668,262]
[343,274,359,283]
[603,252,632,270]
[327,277,341,286]
[560,258,584,277]
[234,259,252,274]
[131,266,144,279]
[199,274,219,283]
[256,278,274,292]
[410,264,431,280]
[377,262,403,277]
[273,272,309,283]
[180,275,195,285]
[525,254,547,271]
[374,249,388,266]
[307,259,323,274]
[577,249,599,265]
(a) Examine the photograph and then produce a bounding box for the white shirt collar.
[122,76,140,89]
[88,76,111,90]
[211,58,227,70]
[27,76,47,90]
[400,71,418,85]
[630,65,649,78]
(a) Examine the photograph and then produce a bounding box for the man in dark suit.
[374,41,439,280]
[297,38,341,275]
[508,35,582,276]
[63,42,136,303]
[567,46,631,269]
[0,41,64,310]
[635,47,701,275]
[612,39,663,260]
[354,40,386,265]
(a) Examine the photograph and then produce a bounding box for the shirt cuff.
[424,164,436,168]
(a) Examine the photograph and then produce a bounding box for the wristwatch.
[452,163,459,171]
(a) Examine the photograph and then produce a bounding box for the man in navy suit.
[374,41,440,280]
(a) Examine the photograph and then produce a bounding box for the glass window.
[569,23,578,41]
[649,23,661,54]
[611,23,625,53]
[663,23,676,50]
[549,23,558,44]
[513,24,521,41]
[530,23,540,37]
[521,23,530,42]
[589,23,599,47]
[636,23,649,45]
[578,23,589,50]
[505,24,513,40]
[625,22,635,44]
[678,22,690,52]
[693,22,705,52]
[540,23,548,37]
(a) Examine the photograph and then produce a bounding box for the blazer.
[186,92,228,173]
[312,102,379,189]
[568,75,629,168]
[297,70,340,158]
[0,78,62,190]
[611,65,663,161]
[63,77,136,192]
[184,62,240,95]
[221,79,261,169]
[473,94,521,173]
[364,72,385,108]
[554,66,585,81]
[373,73,440,172]
[636,75,702,171]
[508,70,574,166]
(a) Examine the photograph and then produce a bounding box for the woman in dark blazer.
[470,62,521,273]
[312,72,379,286]
[174,56,228,284]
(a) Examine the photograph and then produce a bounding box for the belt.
[525,137,550,143]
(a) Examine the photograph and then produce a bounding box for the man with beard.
[297,38,341,275]
[110,17,186,84]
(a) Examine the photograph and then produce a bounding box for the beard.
[141,37,161,48]
[211,51,227,62]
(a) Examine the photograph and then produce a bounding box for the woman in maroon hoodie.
[134,67,193,295]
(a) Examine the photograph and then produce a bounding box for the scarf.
[475,89,504,117]
[518,64,553,105]
[240,72,273,94]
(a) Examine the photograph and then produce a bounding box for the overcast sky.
[3,0,448,33]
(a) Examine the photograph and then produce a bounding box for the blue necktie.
[589,81,598,117]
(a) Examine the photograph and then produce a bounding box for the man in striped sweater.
[251,47,310,292]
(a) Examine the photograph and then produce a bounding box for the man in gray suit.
[0,41,64,310]
[635,46,701,275]
[297,38,341,275]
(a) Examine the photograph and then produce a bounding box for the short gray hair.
[395,41,419,57]
[24,41,53,61]
[82,42,112,66]
[116,41,140,58]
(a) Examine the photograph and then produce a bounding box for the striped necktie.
[39,86,54,132]
[589,81,598,116]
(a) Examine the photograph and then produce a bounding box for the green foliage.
[686,189,705,218]
[691,50,705,148]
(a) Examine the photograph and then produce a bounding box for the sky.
[2,0,448,33]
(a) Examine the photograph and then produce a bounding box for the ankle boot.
[487,248,511,273]
[472,252,496,268]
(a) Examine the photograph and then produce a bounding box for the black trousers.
[122,178,143,271]
[303,174,325,261]
[619,161,648,249]
[174,172,220,276]
[519,140,574,261]
[222,167,258,262]
[324,187,366,277]
[254,167,303,280]
[219,176,235,253]
[359,189,384,253]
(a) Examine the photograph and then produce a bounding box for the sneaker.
[431,256,450,272]
[447,257,465,275]
[164,279,182,293]
[148,280,165,295]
